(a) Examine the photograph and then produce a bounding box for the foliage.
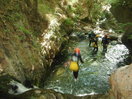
[119,22,132,28]
[60,18,74,34]
[63,18,74,26]
[85,0,106,22]
[38,0,54,14]
[73,4,83,16]
[128,35,132,39]
[115,29,125,33]
[73,15,79,22]
[105,0,119,4]
[91,3,102,22]
[19,26,32,35]
[3,9,22,22]
[114,22,132,34]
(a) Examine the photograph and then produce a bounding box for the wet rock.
[110,64,132,99]
[0,0,70,87]
[54,67,66,76]
[23,79,34,88]
[0,75,18,99]
[122,30,132,56]
[16,89,110,99]
[109,35,118,41]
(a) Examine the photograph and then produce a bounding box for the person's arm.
[79,55,84,63]
[101,38,104,45]
[69,53,73,61]
[88,34,91,39]
[108,37,111,44]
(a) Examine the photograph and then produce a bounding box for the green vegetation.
[38,4,54,14]
[63,18,74,26]
[113,22,132,35]
[119,22,132,27]
[38,0,54,15]
[60,18,75,34]
[74,4,83,17]
[67,5,76,14]
[14,23,32,35]
[128,35,132,39]
[92,3,102,22]
[3,11,22,22]
[105,0,119,4]
[19,26,32,35]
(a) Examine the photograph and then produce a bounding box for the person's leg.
[95,47,98,53]
[73,71,78,79]
[93,47,95,51]
[104,44,108,52]
[89,40,91,46]
[105,44,108,52]
[96,47,98,52]
[103,44,106,52]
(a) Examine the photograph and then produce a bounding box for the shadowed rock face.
[0,0,48,85]
[110,1,132,99]
[0,0,68,86]
[122,29,132,56]
[110,64,132,99]
[111,0,132,57]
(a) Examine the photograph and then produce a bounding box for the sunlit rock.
[110,64,132,99]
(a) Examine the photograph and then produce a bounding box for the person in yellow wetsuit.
[69,48,84,80]
[92,35,99,54]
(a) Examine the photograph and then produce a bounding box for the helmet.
[96,35,99,37]
[74,48,80,54]
[104,34,108,37]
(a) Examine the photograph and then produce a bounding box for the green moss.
[74,4,84,17]
[19,26,32,35]
[119,22,132,28]
[38,1,54,15]
[91,3,102,21]
[38,4,54,14]
[106,0,120,4]
[63,18,74,26]
[128,34,132,39]
[115,22,132,34]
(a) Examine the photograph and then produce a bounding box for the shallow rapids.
[44,40,129,96]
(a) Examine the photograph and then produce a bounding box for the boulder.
[110,64,132,99]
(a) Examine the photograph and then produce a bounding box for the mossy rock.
[0,74,19,98]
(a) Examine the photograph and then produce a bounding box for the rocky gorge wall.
[0,0,49,86]
[111,0,132,58]
[0,0,105,87]
[0,0,73,87]
[109,0,132,99]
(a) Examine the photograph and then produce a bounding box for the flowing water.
[44,39,129,96]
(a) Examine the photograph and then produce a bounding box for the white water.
[44,40,129,96]
[8,80,38,95]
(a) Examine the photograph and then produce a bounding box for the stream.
[44,37,129,96]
